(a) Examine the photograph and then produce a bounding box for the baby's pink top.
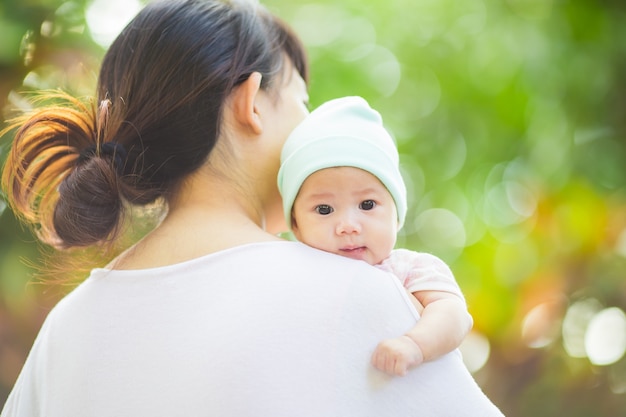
[377,249,465,304]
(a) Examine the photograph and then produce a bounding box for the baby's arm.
[371,290,472,376]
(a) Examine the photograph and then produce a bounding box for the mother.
[1,0,503,415]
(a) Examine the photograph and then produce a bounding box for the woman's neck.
[111,171,282,270]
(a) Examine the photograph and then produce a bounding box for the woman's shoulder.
[85,240,390,283]
[259,241,395,277]
[215,240,377,269]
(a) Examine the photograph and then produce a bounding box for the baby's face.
[291,167,398,265]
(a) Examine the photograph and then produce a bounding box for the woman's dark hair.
[1,0,308,249]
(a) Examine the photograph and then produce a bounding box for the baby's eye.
[359,200,376,210]
[315,204,333,215]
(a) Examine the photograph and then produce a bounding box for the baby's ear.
[230,72,263,135]
[290,215,300,237]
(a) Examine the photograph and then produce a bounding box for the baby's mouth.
[339,246,367,259]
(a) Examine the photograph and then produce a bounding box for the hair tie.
[78,142,128,175]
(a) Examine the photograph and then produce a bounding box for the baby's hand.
[371,335,424,376]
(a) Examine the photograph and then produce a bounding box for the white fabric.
[378,248,466,302]
[1,241,504,417]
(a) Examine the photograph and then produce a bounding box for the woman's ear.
[231,72,263,135]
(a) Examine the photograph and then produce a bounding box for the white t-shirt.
[1,241,504,417]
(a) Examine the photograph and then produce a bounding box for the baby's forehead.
[299,166,390,193]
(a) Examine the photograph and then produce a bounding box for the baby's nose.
[335,214,361,235]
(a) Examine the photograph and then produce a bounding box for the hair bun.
[78,142,128,176]
[53,158,125,247]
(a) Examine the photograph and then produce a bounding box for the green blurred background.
[1,0,626,415]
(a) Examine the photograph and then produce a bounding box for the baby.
[277,96,473,376]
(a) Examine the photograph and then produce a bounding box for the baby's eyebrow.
[352,187,385,197]
[355,187,379,194]
[303,191,335,200]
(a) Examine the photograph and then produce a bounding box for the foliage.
[1,0,626,415]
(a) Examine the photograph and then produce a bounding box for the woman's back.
[2,242,502,416]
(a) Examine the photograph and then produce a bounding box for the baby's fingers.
[371,346,388,372]
[392,357,409,376]
[372,341,409,376]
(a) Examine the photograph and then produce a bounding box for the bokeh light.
[460,331,491,373]
[414,208,466,260]
[86,0,142,47]
[521,298,564,348]
[585,307,626,366]
[562,298,603,358]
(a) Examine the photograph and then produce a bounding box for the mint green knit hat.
[277,96,407,230]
